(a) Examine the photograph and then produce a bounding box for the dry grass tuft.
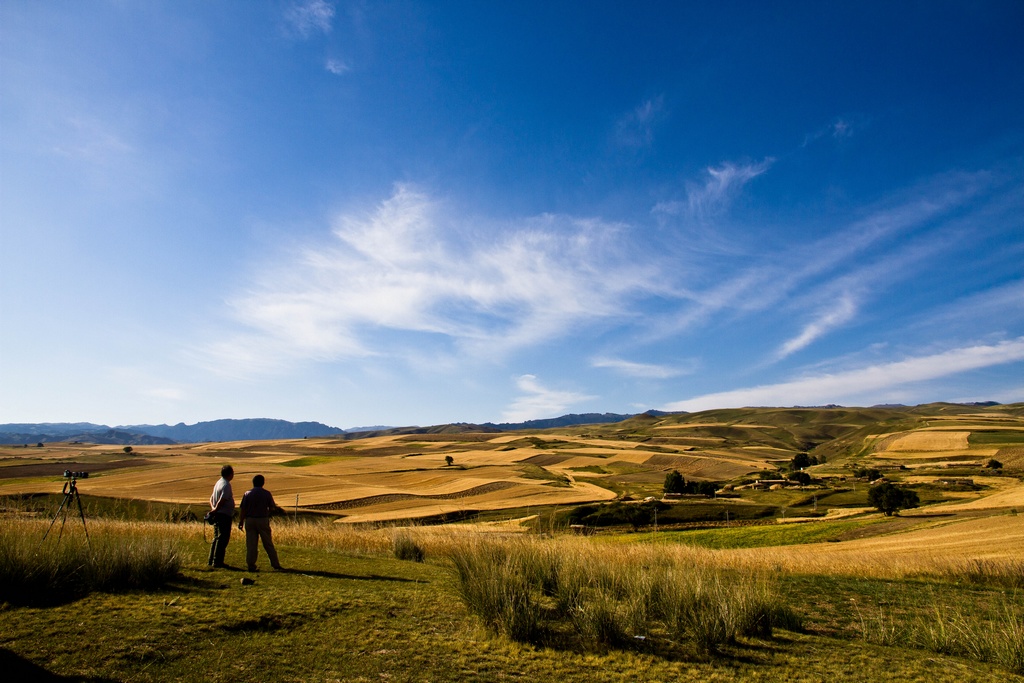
[0,517,183,604]
[442,534,799,651]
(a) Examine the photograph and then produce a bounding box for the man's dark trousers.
[208,513,232,567]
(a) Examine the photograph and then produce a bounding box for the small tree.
[868,482,920,516]
[444,455,454,467]
[986,459,1003,470]
[788,471,811,486]
[790,452,811,470]
[664,470,685,494]
[123,446,133,454]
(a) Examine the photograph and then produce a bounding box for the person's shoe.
[247,565,259,572]
[271,564,284,571]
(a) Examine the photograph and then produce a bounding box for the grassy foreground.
[0,516,1022,682]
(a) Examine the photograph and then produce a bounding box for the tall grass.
[444,535,800,651]
[0,518,183,604]
[392,531,426,562]
[853,589,1024,674]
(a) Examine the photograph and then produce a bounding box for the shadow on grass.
[0,588,88,608]
[521,619,800,665]
[169,567,427,593]
[0,648,117,682]
[288,567,428,583]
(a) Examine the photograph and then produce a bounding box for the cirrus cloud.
[285,0,335,38]
[665,337,1024,412]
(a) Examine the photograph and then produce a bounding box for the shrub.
[392,533,425,562]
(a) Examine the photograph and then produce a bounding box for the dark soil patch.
[0,459,155,479]
[307,481,520,510]
[521,453,572,467]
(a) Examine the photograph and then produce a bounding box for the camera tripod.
[42,476,91,547]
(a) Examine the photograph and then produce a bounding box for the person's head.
[220,465,234,480]
[252,474,265,488]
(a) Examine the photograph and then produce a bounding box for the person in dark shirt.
[237,474,284,572]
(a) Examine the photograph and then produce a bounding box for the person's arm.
[210,481,222,511]
[237,493,247,530]
[268,492,283,515]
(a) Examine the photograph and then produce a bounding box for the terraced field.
[2,403,1022,527]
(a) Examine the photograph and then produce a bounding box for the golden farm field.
[0,422,797,523]
[881,430,971,451]
[0,434,633,522]
[729,512,1024,577]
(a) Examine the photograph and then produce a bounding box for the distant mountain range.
[0,412,644,445]
[481,412,641,430]
[5,404,1004,445]
[0,418,344,445]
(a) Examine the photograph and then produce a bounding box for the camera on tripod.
[45,470,91,546]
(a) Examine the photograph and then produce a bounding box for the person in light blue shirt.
[208,465,235,568]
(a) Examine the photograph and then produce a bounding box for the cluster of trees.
[853,467,883,481]
[789,452,824,470]
[663,470,718,497]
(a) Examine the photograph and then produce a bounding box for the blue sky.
[2,1,1023,428]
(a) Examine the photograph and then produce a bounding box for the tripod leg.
[58,504,69,542]
[42,492,72,542]
[74,490,91,548]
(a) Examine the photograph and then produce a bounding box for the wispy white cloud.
[665,337,1024,412]
[775,293,858,360]
[325,58,350,75]
[802,116,865,147]
[591,356,693,380]
[503,374,594,422]
[652,158,772,221]
[285,0,335,38]
[201,185,662,375]
[615,95,666,148]
[199,170,1012,386]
